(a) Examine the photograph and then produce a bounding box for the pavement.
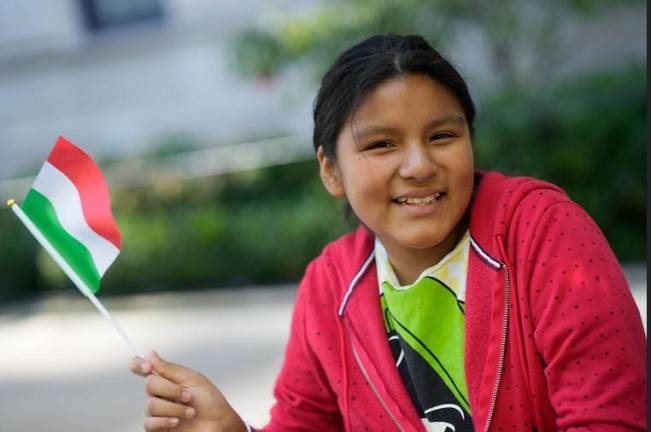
[0,265,645,432]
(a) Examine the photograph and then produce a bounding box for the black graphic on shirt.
[387,328,474,431]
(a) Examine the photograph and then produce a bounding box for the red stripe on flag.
[46,136,122,249]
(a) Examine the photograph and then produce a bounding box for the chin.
[397,231,450,251]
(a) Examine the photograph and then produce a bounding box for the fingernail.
[181,390,192,402]
[169,418,179,427]
[185,407,195,418]
[140,362,151,373]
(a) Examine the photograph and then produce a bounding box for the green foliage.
[89,161,353,295]
[228,0,644,89]
[0,211,40,302]
[228,29,286,78]
[0,160,355,300]
[474,66,645,260]
[228,0,448,81]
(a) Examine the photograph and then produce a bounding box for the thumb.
[147,350,203,386]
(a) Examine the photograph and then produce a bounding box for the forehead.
[350,73,464,126]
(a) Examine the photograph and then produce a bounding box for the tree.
[228,0,644,92]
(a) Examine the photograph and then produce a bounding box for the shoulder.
[309,225,374,277]
[470,171,574,241]
[491,173,622,295]
[473,171,570,215]
[297,225,374,308]
[321,224,374,264]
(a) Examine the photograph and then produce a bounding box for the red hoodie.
[255,171,646,431]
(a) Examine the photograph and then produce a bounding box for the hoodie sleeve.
[522,193,647,430]
[256,258,344,432]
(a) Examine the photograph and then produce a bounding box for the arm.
[129,259,343,432]
[524,197,646,430]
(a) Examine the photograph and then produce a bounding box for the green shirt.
[375,231,474,431]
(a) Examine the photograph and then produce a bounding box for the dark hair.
[313,33,475,160]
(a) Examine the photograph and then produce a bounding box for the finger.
[146,396,196,419]
[147,350,200,385]
[130,356,153,377]
[146,374,192,403]
[144,416,179,431]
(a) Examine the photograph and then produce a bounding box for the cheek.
[341,157,389,195]
[453,143,475,180]
[459,165,475,203]
[448,145,475,207]
[458,141,475,168]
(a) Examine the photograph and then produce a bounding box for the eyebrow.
[353,113,466,141]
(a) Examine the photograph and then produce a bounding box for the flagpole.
[7,198,144,359]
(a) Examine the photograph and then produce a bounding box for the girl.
[130,34,647,431]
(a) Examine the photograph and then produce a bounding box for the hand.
[130,350,247,432]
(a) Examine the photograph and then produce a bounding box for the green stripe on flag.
[22,189,101,292]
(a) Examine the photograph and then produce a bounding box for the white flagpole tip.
[6,198,16,207]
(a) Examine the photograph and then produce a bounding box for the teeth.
[396,193,442,205]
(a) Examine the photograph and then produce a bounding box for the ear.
[317,146,345,198]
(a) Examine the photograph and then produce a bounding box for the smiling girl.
[130,34,646,431]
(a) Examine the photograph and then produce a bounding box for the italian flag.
[18,136,121,293]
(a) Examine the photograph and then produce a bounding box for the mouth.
[392,192,445,206]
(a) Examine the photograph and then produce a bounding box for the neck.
[383,220,467,286]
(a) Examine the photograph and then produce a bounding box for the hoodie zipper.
[350,337,406,432]
[483,261,511,432]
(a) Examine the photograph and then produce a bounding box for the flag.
[9,136,141,357]
[20,136,121,293]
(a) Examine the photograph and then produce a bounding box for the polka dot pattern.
[259,173,646,431]
[491,187,647,430]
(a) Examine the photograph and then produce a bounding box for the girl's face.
[318,73,475,270]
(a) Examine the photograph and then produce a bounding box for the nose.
[398,142,437,182]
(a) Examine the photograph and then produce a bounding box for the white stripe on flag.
[31,162,120,276]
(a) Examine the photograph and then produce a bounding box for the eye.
[429,132,456,141]
[365,140,394,150]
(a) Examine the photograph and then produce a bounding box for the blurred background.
[0,0,645,431]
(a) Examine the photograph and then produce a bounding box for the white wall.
[0,0,84,57]
[0,0,317,181]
